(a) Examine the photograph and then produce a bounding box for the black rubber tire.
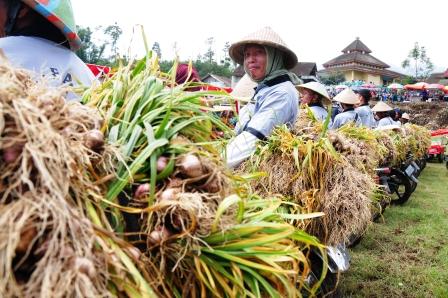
[446,160,448,170]
[438,154,443,163]
[388,169,413,205]
[420,158,427,170]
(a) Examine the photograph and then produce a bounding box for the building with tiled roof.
[319,37,405,85]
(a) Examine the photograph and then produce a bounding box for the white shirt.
[377,116,396,127]
[309,104,329,122]
[331,109,362,129]
[0,36,94,98]
[226,80,298,168]
[355,105,377,128]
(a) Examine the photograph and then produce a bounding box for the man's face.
[244,44,267,81]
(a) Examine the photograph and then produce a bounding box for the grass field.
[339,163,448,298]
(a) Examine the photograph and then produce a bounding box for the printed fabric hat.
[22,0,81,51]
[401,112,410,120]
[333,88,360,105]
[230,74,257,102]
[296,82,331,106]
[229,26,298,69]
[372,101,394,112]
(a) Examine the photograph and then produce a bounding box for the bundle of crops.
[330,124,385,174]
[240,106,373,246]
[371,129,398,166]
[83,55,326,297]
[402,124,431,159]
[0,61,158,297]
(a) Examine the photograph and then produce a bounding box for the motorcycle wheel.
[305,253,340,297]
[388,169,413,205]
[420,158,427,170]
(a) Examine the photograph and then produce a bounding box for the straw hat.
[230,74,257,102]
[229,27,298,69]
[372,101,393,112]
[375,124,402,131]
[333,88,359,105]
[401,112,410,120]
[296,82,331,106]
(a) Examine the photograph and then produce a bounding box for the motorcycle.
[305,244,350,296]
[375,166,414,205]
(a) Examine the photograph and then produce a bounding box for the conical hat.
[372,101,393,112]
[401,112,410,120]
[229,27,298,69]
[296,82,331,106]
[231,74,257,102]
[333,88,359,105]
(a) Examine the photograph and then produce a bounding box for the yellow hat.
[230,74,257,102]
[229,27,298,69]
[333,88,360,105]
[296,82,331,106]
[372,101,393,112]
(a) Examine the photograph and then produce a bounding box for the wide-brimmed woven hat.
[296,82,331,106]
[372,101,393,112]
[333,88,359,105]
[375,124,402,131]
[230,74,257,102]
[401,112,410,120]
[229,27,298,69]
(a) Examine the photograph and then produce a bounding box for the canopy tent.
[387,83,404,89]
[404,82,429,90]
[426,83,445,90]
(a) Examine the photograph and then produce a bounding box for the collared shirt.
[227,80,298,168]
[0,36,94,99]
[331,108,362,129]
[355,104,377,128]
[377,116,396,127]
[309,103,329,122]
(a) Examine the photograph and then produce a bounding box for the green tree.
[76,26,106,64]
[204,37,215,64]
[103,23,123,58]
[318,71,345,85]
[76,24,124,66]
[401,42,434,80]
[220,41,231,67]
[152,42,162,59]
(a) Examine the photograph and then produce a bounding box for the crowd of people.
[0,0,417,170]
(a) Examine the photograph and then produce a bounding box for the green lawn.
[339,163,448,298]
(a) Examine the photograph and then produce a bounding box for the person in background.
[226,27,301,168]
[296,81,331,122]
[330,88,362,129]
[392,108,402,124]
[175,63,202,91]
[354,89,376,128]
[372,101,396,127]
[0,0,93,95]
[400,112,410,125]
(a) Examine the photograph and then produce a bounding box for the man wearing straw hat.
[226,27,301,168]
[0,0,93,94]
[372,101,396,127]
[330,88,362,129]
[400,112,410,125]
[354,89,377,128]
[296,81,332,123]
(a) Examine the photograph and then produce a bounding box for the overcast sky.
[72,0,447,73]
